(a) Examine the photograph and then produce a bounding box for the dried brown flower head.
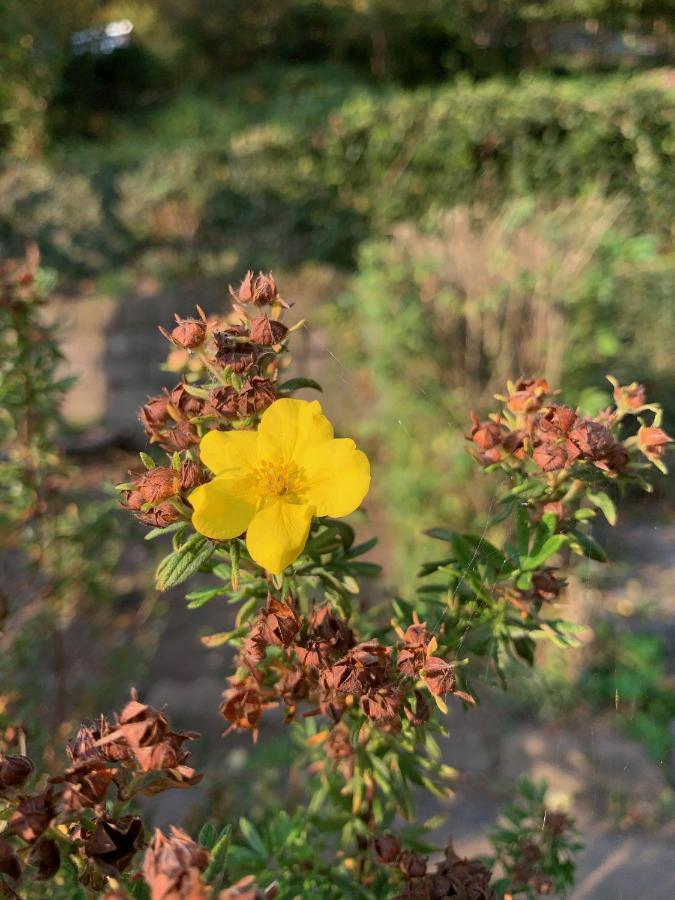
[27,838,60,880]
[0,753,33,792]
[205,386,239,420]
[163,307,208,350]
[85,816,144,875]
[238,377,276,416]
[143,826,210,900]
[249,316,288,346]
[231,271,287,309]
[10,790,55,843]
[637,425,673,464]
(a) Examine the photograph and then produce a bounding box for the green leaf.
[424,527,455,542]
[144,521,186,541]
[520,534,567,571]
[139,451,156,470]
[239,818,267,857]
[278,377,323,394]
[569,530,608,562]
[516,506,530,555]
[347,536,378,558]
[186,587,229,609]
[203,825,232,881]
[198,823,217,849]
[344,561,381,577]
[587,490,617,526]
[155,534,215,590]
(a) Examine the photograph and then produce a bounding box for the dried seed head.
[10,790,55,842]
[84,816,144,875]
[214,332,257,374]
[469,413,502,451]
[135,502,183,529]
[0,838,21,882]
[238,377,276,416]
[373,834,401,864]
[143,826,209,900]
[530,568,566,602]
[637,426,673,464]
[612,380,646,412]
[249,316,288,346]
[168,310,208,350]
[139,395,170,435]
[399,850,427,878]
[0,753,33,791]
[231,271,286,308]
[568,418,614,460]
[168,383,203,418]
[422,657,456,696]
[134,467,178,504]
[27,838,60,880]
[205,385,239,419]
[178,460,204,492]
[507,378,550,413]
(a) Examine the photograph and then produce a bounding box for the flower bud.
[231,271,286,308]
[612,380,646,412]
[169,313,207,349]
[136,502,182,528]
[637,426,673,464]
[135,467,177,504]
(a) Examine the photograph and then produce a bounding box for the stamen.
[252,459,305,499]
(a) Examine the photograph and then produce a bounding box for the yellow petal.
[246,500,314,574]
[302,438,370,517]
[190,475,257,540]
[199,429,259,476]
[258,398,333,462]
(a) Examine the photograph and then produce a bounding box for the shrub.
[331,195,675,575]
[1,71,673,276]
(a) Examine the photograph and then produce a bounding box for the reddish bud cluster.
[219,597,469,750]
[229,271,288,310]
[122,461,203,528]
[374,836,495,899]
[0,692,203,892]
[468,377,673,482]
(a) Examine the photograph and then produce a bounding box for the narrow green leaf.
[278,377,323,394]
[587,491,617,526]
[520,534,567,570]
[155,534,215,590]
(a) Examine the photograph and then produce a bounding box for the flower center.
[253,458,306,501]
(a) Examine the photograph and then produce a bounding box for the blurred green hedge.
[1,70,673,275]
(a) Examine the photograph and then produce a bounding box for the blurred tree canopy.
[1,0,673,151]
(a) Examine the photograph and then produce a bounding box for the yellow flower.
[190,398,370,574]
